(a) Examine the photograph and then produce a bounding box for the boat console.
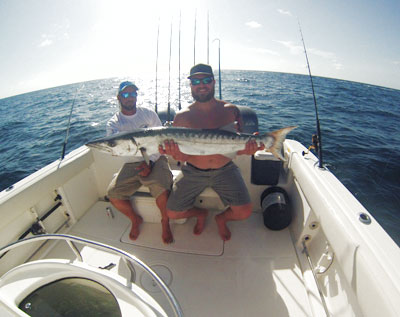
[0,235,183,317]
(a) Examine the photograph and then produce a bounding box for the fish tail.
[267,126,297,161]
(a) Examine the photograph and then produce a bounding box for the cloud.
[276,40,343,70]
[37,20,70,48]
[38,35,53,48]
[275,41,303,55]
[308,48,343,69]
[277,9,292,16]
[252,48,280,56]
[308,48,335,59]
[245,21,262,29]
[333,62,344,70]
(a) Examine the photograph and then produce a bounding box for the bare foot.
[194,211,208,235]
[162,219,174,244]
[129,215,143,240]
[215,214,231,241]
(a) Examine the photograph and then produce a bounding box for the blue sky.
[0,0,399,98]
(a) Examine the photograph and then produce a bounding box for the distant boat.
[1,105,399,316]
[235,78,250,82]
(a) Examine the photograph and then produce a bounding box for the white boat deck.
[3,143,400,316]
[43,201,312,317]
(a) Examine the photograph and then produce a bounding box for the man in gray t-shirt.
[106,81,173,244]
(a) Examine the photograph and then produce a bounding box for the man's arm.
[224,105,264,155]
[237,138,265,155]
[150,110,163,127]
[106,122,119,136]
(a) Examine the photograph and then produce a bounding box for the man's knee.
[155,190,169,204]
[167,209,182,219]
[232,203,253,220]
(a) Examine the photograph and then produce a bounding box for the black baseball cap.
[187,63,214,78]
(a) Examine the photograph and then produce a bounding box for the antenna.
[298,20,324,168]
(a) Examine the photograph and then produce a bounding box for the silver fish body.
[86,126,296,160]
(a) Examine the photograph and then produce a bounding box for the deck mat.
[120,216,223,256]
[71,201,223,256]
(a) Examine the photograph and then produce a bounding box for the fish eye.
[108,141,116,147]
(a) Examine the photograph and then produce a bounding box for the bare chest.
[188,110,236,129]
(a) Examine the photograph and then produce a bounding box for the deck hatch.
[19,277,121,317]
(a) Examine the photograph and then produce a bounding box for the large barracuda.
[86,126,296,161]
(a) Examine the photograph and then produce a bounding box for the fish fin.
[139,148,150,165]
[267,126,297,161]
[132,137,139,156]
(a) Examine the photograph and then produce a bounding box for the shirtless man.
[159,64,264,241]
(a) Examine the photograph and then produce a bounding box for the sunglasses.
[120,91,137,98]
[190,77,214,86]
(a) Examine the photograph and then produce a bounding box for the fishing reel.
[302,134,319,156]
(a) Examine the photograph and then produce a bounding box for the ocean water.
[1,71,399,245]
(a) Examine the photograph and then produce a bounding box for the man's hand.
[159,140,190,162]
[136,161,152,177]
[237,138,265,156]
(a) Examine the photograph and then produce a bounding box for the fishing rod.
[60,84,84,161]
[213,38,222,100]
[193,9,197,64]
[207,11,209,64]
[155,18,160,114]
[167,20,173,122]
[298,21,324,168]
[178,12,182,110]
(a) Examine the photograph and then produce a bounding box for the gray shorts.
[167,161,251,211]
[107,156,173,200]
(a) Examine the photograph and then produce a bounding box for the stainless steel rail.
[0,234,183,317]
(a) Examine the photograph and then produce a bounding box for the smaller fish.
[86,126,296,161]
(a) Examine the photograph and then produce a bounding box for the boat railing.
[0,233,183,317]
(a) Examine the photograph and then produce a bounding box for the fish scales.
[86,126,296,160]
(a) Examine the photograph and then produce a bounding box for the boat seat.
[128,169,225,223]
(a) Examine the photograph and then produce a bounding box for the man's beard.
[121,102,136,111]
[192,86,215,102]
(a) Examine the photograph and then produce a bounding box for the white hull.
[1,140,399,316]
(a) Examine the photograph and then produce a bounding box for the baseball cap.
[118,81,139,93]
[187,63,214,79]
